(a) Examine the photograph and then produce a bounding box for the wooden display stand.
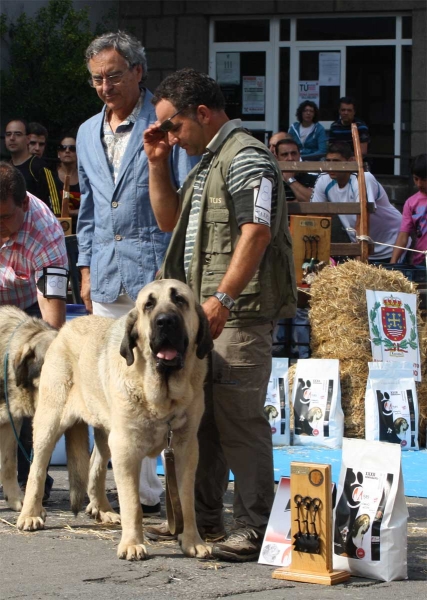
[272,462,350,586]
[290,215,331,285]
[58,175,72,236]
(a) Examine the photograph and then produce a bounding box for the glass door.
[291,47,345,131]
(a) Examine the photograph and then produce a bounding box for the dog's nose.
[155,313,179,331]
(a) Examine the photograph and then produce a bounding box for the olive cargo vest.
[160,128,297,327]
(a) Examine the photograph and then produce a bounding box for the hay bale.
[306,261,426,444]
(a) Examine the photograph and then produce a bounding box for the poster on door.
[216,52,240,85]
[298,81,320,106]
[242,76,265,114]
[319,52,340,86]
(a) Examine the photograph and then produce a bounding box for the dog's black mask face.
[150,309,189,373]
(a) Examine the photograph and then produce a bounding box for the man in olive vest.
[144,68,296,562]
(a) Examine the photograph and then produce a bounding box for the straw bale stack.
[302,260,427,445]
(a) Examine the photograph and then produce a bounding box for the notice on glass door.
[298,81,320,106]
[242,76,265,115]
[216,52,240,85]
[319,52,340,86]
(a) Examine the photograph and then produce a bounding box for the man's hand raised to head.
[143,122,173,164]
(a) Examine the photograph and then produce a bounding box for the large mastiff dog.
[0,306,58,511]
[17,280,213,561]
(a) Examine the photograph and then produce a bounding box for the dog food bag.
[333,438,408,581]
[264,358,290,446]
[365,362,419,450]
[292,358,343,448]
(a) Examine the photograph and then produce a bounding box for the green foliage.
[1,0,112,144]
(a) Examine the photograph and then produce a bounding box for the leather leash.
[164,424,184,535]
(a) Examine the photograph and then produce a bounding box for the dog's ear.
[13,343,36,388]
[120,309,139,366]
[195,303,213,359]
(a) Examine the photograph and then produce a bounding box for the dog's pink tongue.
[157,348,178,360]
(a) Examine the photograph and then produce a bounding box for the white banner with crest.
[366,290,421,381]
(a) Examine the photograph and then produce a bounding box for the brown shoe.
[145,521,226,542]
[211,527,262,562]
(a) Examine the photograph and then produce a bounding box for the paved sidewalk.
[0,467,425,599]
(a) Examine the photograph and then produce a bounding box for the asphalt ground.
[0,467,426,600]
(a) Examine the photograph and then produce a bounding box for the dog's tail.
[65,421,90,516]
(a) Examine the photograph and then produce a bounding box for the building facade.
[119,0,426,181]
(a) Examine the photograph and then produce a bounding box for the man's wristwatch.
[286,177,297,184]
[212,291,235,310]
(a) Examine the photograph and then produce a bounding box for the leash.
[3,320,33,464]
[164,423,184,536]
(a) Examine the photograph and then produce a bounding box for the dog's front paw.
[16,510,46,531]
[179,533,212,559]
[117,541,148,561]
[86,501,121,525]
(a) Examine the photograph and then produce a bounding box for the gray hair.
[86,31,147,82]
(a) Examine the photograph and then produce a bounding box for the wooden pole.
[351,123,369,262]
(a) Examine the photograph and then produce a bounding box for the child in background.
[390,154,427,265]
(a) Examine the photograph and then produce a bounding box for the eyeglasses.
[158,108,186,133]
[89,69,130,88]
[58,145,76,152]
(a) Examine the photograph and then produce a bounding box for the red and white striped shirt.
[0,193,68,309]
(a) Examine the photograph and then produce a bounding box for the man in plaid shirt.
[0,161,68,499]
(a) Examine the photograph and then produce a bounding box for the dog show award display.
[333,439,408,581]
[292,359,344,449]
[264,358,290,445]
[272,462,350,585]
[366,290,421,381]
[365,362,419,450]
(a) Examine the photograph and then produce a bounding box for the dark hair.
[296,101,319,123]
[327,142,353,160]
[59,130,78,144]
[0,162,27,206]
[276,138,300,153]
[27,122,48,138]
[339,96,356,108]
[86,31,147,83]
[152,68,225,112]
[411,154,427,179]
[5,118,28,134]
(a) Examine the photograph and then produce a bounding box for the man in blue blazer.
[76,31,197,517]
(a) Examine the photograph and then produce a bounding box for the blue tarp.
[157,446,427,498]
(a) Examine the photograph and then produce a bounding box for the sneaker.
[211,527,262,562]
[145,520,226,542]
[141,502,161,517]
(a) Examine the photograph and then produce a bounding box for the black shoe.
[141,502,161,517]
[211,527,262,562]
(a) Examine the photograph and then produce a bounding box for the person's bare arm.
[79,266,92,313]
[37,296,66,329]
[203,222,271,339]
[390,231,410,263]
[144,123,181,232]
[360,141,368,155]
[283,177,313,202]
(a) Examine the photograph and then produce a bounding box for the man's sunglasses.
[58,144,76,152]
[158,108,186,133]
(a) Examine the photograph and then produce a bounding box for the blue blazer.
[76,89,197,303]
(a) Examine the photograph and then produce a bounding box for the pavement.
[0,467,426,599]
